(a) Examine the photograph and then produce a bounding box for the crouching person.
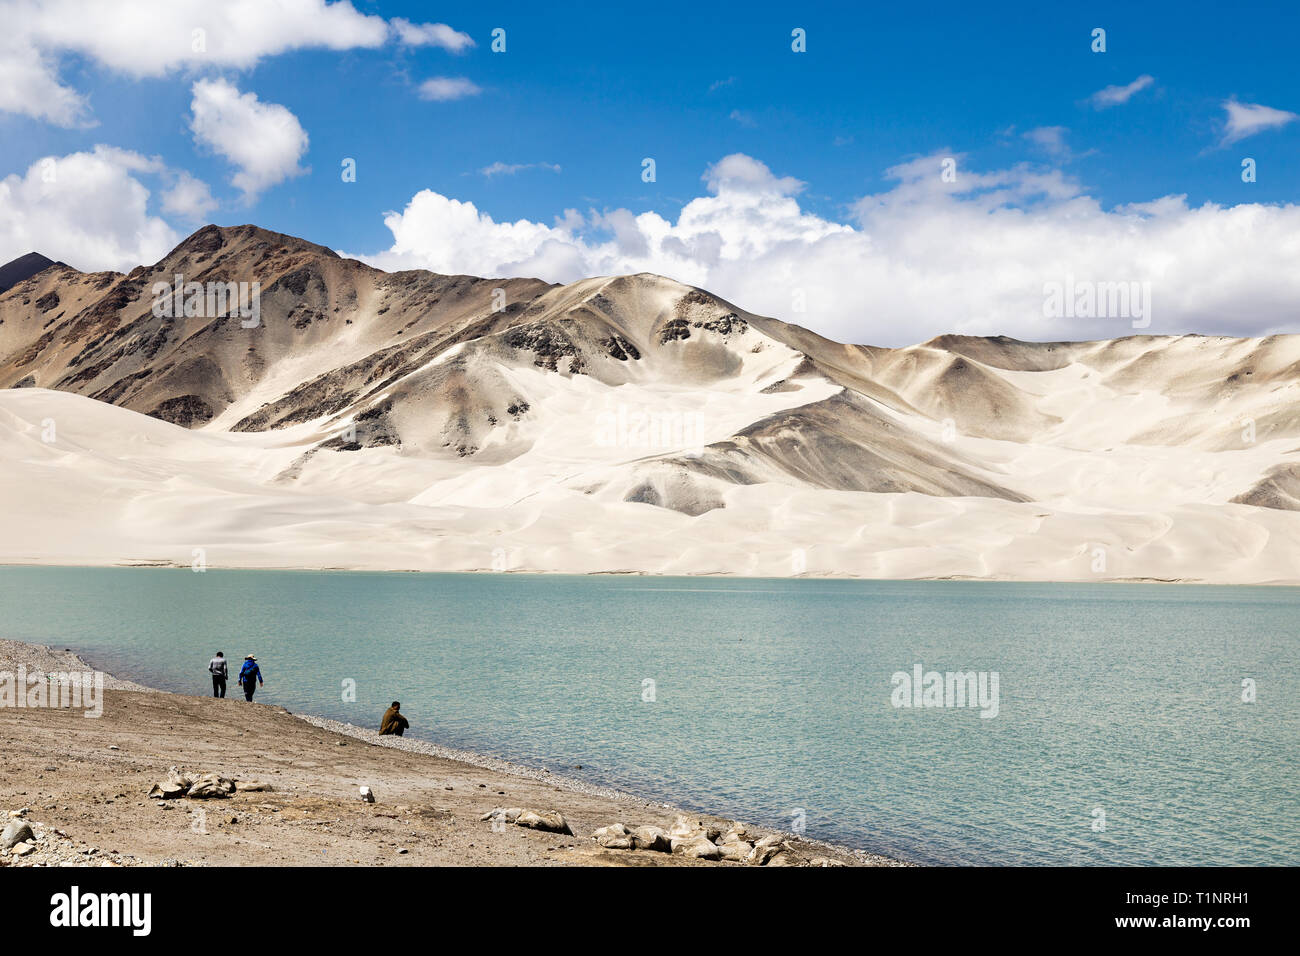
[379,701,409,736]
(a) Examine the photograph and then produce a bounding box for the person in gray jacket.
[208,652,228,698]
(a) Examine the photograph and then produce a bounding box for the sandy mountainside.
[1,224,1299,583]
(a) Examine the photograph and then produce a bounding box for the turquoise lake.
[1,566,1295,865]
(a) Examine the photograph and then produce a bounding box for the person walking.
[379,701,409,736]
[208,651,228,698]
[238,655,264,702]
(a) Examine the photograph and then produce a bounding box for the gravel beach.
[0,639,905,867]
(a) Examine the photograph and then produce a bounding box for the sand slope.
[2,225,1299,583]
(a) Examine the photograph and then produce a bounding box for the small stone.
[719,823,750,844]
[766,848,809,867]
[748,835,803,865]
[718,840,753,862]
[593,823,634,849]
[671,836,721,860]
[186,773,235,799]
[515,810,573,835]
[396,848,408,855]
[148,768,192,799]
[667,813,720,842]
[479,807,523,824]
[631,825,672,852]
[1,821,35,850]
[359,786,375,803]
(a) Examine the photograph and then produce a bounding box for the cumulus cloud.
[189,78,309,201]
[702,153,804,195]
[391,18,474,52]
[1089,74,1155,108]
[160,170,218,220]
[0,146,184,270]
[1220,98,1298,145]
[6,0,387,80]
[0,0,472,125]
[0,33,91,126]
[417,77,482,102]
[352,151,1300,346]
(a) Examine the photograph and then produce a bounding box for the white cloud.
[0,146,182,270]
[480,162,561,178]
[391,18,474,52]
[7,0,388,80]
[702,154,804,195]
[0,0,472,126]
[417,77,482,102]
[357,152,840,287]
[161,170,218,220]
[1220,98,1298,145]
[352,151,1300,345]
[1089,74,1155,108]
[1022,126,1071,158]
[0,34,91,126]
[365,193,565,278]
[189,78,308,201]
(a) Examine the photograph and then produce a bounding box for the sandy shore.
[0,639,904,867]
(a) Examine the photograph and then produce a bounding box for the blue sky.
[2,0,1299,344]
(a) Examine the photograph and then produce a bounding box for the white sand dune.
[3,374,1298,583]
[2,225,1299,583]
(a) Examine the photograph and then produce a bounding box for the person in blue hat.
[237,655,264,702]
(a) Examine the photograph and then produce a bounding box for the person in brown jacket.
[379,701,409,736]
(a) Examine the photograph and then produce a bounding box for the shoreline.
[3,559,1294,588]
[0,638,907,868]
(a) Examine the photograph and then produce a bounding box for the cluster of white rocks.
[146,767,273,800]
[479,806,574,834]
[593,814,844,866]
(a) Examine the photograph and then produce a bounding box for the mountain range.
[2,224,1298,583]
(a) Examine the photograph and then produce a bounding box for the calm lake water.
[1,567,1295,866]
